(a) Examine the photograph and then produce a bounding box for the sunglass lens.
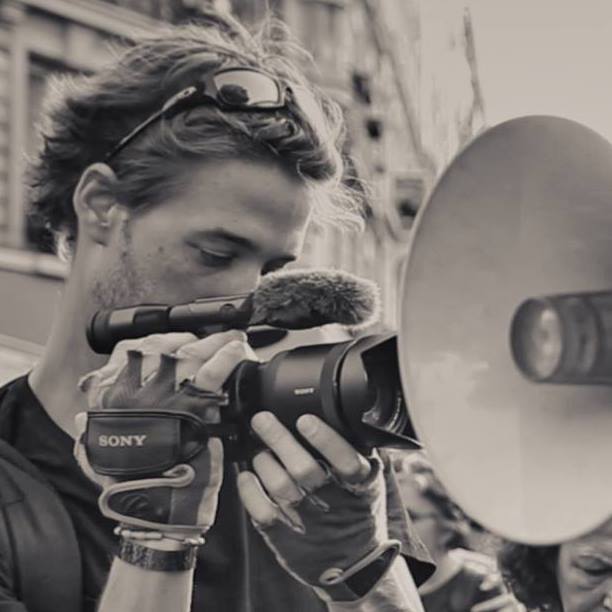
[214,70,282,108]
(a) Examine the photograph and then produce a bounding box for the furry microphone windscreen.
[250,268,381,330]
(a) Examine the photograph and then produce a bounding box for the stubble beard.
[90,220,152,310]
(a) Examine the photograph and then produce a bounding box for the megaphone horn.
[400,115,612,544]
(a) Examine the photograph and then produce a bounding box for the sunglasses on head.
[105,66,311,161]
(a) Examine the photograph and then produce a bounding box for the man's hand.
[237,412,400,602]
[74,330,253,538]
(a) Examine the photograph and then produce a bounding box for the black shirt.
[3,376,433,611]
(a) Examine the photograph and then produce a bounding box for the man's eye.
[576,559,612,577]
[583,566,611,576]
[198,248,236,268]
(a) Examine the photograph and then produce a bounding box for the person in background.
[393,453,524,612]
[499,517,612,612]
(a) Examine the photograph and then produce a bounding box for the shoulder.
[0,376,29,440]
[0,435,83,612]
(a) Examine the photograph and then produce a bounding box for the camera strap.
[84,410,230,478]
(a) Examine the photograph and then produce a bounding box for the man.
[500,517,612,612]
[0,9,432,612]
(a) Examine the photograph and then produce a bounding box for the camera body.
[224,332,418,461]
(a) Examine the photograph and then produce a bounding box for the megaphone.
[399,115,612,545]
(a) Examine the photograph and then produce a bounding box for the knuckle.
[224,340,249,357]
[269,475,297,499]
[195,357,238,390]
[220,342,248,366]
[262,422,288,446]
[338,460,361,478]
[338,456,371,483]
[292,462,323,486]
[138,335,168,350]
[257,508,279,527]
[113,338,139,355]
[216,329,247,342]
[195,368,223,391]
[180,332,199,343]
[244,344,260,362]
[141,333,188,350]
[252,451,272,472]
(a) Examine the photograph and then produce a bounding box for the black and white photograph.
[0,0,610,611]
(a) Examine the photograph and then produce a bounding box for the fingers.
[237,470,279,526]
[132,330,252,393]
[81,330,249,404]
[252,451,303,503]
[100,350,144,408]
[296,415,371,484]
[251,412,327,490]
[193,339,252,392]
[114,332,199,382]
[79,332,198,400]
[100,330,244,388]
[174,329,248,386]
[175,330,247,361]
[144,352,177,395]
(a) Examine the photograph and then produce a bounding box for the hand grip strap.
[85,410,227,477]
[99,464,206,534]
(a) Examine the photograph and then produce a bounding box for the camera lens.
[363,385,409,434]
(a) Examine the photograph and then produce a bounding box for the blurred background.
[0,0,486,381]
[1,0,611,383]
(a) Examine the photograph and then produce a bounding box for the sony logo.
[98,434,147,447]
[293,387,315,396]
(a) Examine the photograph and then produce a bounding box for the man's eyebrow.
[194,228,257,250]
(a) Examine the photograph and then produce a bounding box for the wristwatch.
[118,539,198,572]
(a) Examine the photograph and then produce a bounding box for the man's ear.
[73,163,123,246]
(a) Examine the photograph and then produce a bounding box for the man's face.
[88,158,312,310]
[557,517,612,612]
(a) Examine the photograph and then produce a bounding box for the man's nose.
[223,262,264,296]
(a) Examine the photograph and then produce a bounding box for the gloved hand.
[74,330,253,540]
[237,412,400,601]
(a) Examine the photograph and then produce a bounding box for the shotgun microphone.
[87,268,380,354]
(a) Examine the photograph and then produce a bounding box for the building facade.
[0,0,484,382]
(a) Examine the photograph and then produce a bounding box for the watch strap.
[118,539,198,572]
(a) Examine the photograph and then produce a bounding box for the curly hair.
[27,9,363,256]
[498,542,561,611]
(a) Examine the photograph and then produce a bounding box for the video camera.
[85,269,420,464]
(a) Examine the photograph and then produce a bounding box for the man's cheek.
[560,575,610,612]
